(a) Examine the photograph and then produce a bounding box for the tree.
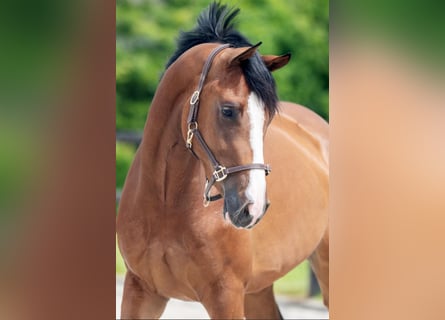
[116,0,328,131]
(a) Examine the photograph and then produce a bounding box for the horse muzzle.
[223,189,270,229]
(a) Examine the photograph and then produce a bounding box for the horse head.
[179,43,290,229]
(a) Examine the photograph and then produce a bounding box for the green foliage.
[0,128,36,216]
[116,237,127,274]
[116,142,136,189]
[116,0,329,131]
[274,260,310,296]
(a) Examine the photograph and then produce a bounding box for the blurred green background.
[116,0,328,297]
[116,0,328,132]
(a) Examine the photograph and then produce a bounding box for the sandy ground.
[116,276,328,319]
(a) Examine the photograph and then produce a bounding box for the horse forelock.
[164,1,278,117]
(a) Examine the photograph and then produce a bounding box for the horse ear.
[230,42,262,66]
[262,53,291,72]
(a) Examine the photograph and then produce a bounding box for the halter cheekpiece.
[185,44,271,207]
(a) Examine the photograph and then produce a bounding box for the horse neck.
[138,72,204,210]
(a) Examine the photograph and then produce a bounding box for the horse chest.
[143,228,212,297]
[145,242,198,300]
[144,220,252,300]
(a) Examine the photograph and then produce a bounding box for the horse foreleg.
[308,227,329,308]
[201,281,245,319]
[120,271,168,319]
[244,285,283,319]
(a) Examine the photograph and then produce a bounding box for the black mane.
[165,2,278,116]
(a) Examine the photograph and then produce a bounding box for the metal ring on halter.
[188,122,198,131]
[203,195,210,207]
[202,180,210,207]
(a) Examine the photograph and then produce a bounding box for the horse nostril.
[242,205,250,217]
[240,201,253,216]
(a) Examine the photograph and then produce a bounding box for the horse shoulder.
[276,101,329,168]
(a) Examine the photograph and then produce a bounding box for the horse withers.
[117,3,328,319]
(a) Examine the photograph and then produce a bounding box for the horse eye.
[221,106,235,118]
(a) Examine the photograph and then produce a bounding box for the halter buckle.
[213,165,228,182]
[186,122,198,148]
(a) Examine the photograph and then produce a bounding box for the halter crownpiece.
[185,44,272,206]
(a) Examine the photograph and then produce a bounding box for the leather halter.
[185,44,271,206]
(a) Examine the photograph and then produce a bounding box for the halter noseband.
[185,44,271,207]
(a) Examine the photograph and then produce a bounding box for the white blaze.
[245,93,266,226]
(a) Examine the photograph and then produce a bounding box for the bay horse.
[117,3,328,319]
